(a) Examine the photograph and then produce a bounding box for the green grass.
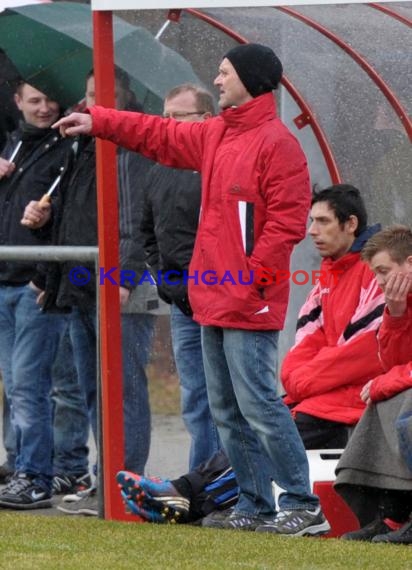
[0,515,410,570]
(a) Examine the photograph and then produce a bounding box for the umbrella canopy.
[0,1,200,111]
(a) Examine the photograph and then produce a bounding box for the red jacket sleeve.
[89,106,205,172]
[248,135,311,274]
[282,329,383,402]
[281,327,327,396]
[378,303,412,371]
[370,362,412,402]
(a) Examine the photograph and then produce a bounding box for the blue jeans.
[69,307,98,441]
[121,313,156,473]
[171,305,220,470]
[201,326,319,516]
[69,306,155,473]
[51,327,90,476]
[2,387,15,470]
[0,284,66,487]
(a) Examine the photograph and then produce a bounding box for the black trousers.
[336,484,412,526]
[172,449,234,521]
[294,412,350,450]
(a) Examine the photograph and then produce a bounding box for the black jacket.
[0,124,71,284]
[141,164,201,316]
[41,137,156,312]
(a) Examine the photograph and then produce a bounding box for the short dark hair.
[86,67,142,112]
[165,83,215,115]
[362,225,412,264]
[311,184,367,237]
[14,80,26,97]
[86,67,131,90]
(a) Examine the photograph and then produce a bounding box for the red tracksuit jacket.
[282,248,385,424]
[370,295,412,401]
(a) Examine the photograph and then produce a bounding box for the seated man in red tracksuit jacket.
[281,184,385,449]
[336,225,412,545]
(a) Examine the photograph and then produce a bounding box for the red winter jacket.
[282,235,385,424]
[369,295,412,402]
[90,94,310,330]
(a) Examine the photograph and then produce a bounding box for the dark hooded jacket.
[141,163,201,316]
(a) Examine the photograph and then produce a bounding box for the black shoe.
[341,518,392,541]
[0,473,52,509]
[372,518,412,544]
[0,463,13,485]
[202,507,234,529]
[52,472,92,495]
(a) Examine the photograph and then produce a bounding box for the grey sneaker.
[61,487,94,503]
[57,487,98,516]
[223,511,275,531]
[256,507,331,537]
[202,507,234,529]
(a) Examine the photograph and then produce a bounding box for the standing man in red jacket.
[54,43,329,536]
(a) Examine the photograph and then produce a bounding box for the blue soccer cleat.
[116,471,190,524]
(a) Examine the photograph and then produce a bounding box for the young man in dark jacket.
[55,44,329,535]
[0,82,71,509]
[22,70,158,515]
[141,84,220,471]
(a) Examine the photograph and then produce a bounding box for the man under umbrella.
[21,69,158,516]
[0,82,72,509]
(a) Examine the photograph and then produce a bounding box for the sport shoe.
[256,507,331,537]
[223,511,275,531]
[202,507,234,529]
[0,463,13,485]
[57,486,98,516]
[372,518,412,544]
[0,473,52,509]
[61,487,93,503]
[52,472,92,495]
[120,489,165,522]
[341,517,391,541]
[116,471,190,523]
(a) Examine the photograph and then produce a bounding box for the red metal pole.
[276,6,412,142]
[92,10,126,521]
[369,3,412,27]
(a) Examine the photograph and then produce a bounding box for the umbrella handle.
[39,193,51,207]
[8,141,22,163]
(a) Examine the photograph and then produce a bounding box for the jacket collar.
[350,224,382,253]
[220,92,277,132]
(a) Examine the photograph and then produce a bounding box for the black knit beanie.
[224,43,283,98]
